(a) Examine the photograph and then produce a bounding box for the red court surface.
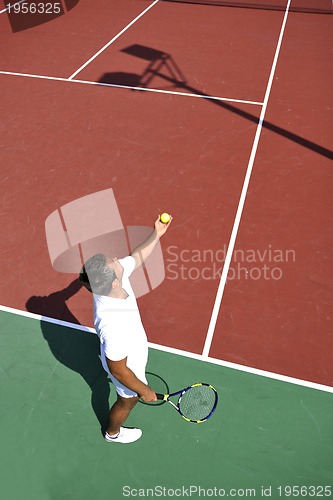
[74,3,285,103]
[0,0,332,388]
[0,1,148,77]
[210,9,333,383]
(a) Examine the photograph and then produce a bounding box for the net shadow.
[162,0,333,15]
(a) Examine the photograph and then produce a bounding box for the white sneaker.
[105,427,142,444]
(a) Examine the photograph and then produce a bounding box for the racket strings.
[179,385,217,421]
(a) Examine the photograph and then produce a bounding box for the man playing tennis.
[79,216,172,444]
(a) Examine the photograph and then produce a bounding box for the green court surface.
[1,310,332,500]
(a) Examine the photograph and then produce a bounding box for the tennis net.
[162,0,333,14]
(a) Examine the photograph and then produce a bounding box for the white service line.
[1,304,332,394]
[149,342,333,394]
[0,69,263,106]
[202,0,292,358]
[0,0,24,14]
[68,0,160,80]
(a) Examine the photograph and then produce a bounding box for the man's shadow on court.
[26,279,110,432]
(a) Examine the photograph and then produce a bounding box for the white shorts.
[100,347,147,398]
[108,372,138,398]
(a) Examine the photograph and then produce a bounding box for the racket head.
[177,383,218,423]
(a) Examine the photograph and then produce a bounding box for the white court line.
[0,0,24,15]
[202,0,292,357]
[1,304,332,394]
[0,70,263,106]
[68,0,160,80]
[2,0,325,394]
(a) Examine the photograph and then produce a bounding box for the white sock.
[106,431,120,439]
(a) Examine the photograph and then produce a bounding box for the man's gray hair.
[80,254,117,296]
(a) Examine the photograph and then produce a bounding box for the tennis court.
[0,1,332,499]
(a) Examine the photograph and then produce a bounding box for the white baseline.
[1,305,332,394]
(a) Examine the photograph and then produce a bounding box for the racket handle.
[156,393,165,400]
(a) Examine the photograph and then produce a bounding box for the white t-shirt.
[93,256,148,382]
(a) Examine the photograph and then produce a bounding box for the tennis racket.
[156,383,218,423]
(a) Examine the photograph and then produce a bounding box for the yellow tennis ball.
[160,212,171,224]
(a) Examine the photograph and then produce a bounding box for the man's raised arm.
[130,216,172,270]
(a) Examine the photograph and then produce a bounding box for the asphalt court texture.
[0,0,332,498]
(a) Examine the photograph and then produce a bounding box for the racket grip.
[156,393,165,400]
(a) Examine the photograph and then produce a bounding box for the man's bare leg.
[106,394,138,436]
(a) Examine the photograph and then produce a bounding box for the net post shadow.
[98,44,187,90]
[97,44,333,161]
